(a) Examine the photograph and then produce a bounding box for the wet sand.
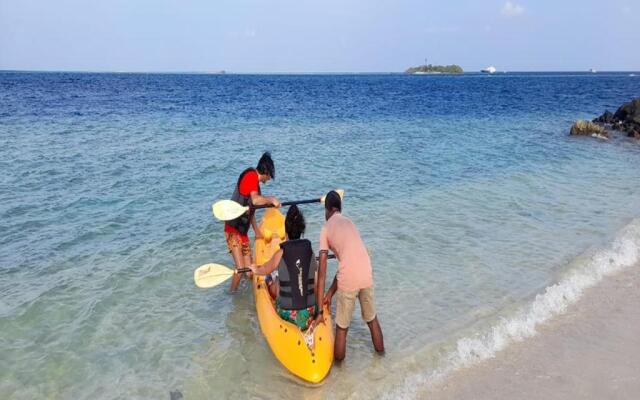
[423,263,640,400]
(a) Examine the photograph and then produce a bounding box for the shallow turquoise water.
[1,72,640,399]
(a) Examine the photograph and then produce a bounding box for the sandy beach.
[422,263,640,400]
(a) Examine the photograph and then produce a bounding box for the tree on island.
[405,64,464,74]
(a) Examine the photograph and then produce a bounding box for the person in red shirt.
[225,152,280,292]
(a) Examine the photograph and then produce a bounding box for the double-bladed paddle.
[211,189,344,221]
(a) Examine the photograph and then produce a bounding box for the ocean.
[1,71,639,399]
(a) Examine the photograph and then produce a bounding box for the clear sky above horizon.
[1,0,638,73]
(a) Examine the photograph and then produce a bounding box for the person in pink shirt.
[318,191,384,361]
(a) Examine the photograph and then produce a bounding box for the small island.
[405,64,464,74]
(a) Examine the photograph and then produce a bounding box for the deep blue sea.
[1,72,640,399]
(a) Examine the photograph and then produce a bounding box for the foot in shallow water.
[228,277,250,294]
[239,277,250,290]
[170,390,183,400]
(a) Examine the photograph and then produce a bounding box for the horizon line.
[1,68,639,75]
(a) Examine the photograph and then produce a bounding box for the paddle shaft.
[235,254,336,274]
[213,190,342,221]
[253,197,321,210]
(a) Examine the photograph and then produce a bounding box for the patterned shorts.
[225,232,251,258]
[276,300,316,331]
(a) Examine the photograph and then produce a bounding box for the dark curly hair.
[256,152,275,179]
[285,204,305,240]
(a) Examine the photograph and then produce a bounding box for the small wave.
[387,217,640,399]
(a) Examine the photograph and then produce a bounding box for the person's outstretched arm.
[250,191,280,207]
[324,275,337,307]
[250,249,282,276]
[317,250,328,314]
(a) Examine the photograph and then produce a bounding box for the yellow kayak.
[253,208,334,383]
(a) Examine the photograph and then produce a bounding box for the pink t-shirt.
[319,212,372,291]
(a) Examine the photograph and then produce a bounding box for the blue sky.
[0,0,637,72]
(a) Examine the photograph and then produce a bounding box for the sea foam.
[387,217,640,399]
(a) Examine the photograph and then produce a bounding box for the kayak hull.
[253,209,334,383]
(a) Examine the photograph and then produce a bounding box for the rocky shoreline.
[570,97,640,140]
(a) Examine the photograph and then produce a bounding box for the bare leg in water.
[334,326,348,361]
[367,317,385,353]
[334,317,384,362]
[229,245,252,292]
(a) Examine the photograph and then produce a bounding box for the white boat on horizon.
[589,68,597,73]
[481,66,496,74]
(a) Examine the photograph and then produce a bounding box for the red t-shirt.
[224,170,259,240]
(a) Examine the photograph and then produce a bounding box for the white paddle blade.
[320,189,345,204]
[212,200,249,221]
[194,263,235,288]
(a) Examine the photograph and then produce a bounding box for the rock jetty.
[570,98,640,140]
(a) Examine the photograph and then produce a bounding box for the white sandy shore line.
[382,218,640,400]
[422,262,640,399]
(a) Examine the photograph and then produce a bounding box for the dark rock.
[573,98,640,142]
[613,98,640,126]
[170,390,183,400]
[570,120,609,138]
[593,110,615,124]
